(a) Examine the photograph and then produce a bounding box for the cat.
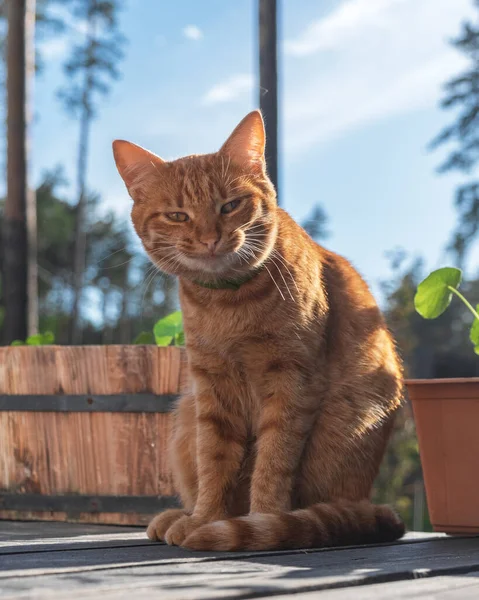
[112,110,405,551]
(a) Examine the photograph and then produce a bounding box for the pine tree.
[58,0,125,343]
[431,0,479,265]
[302,205,330,242]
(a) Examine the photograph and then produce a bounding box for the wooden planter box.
[0,345,186,525]
[407,378,479,535]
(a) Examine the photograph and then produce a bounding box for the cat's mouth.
[177,250,244,274]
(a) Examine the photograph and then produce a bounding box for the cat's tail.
[182,500,405,551]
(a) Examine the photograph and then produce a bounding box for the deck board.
[1,521,479,599]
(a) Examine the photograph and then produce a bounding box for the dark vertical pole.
[3,0,28,343]
[259,0,279,203]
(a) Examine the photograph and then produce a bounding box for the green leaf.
[414,267,462,319]
[153,311,183,347]
[41,331,55,345]
[11,340,25,346]
[133,331,155,345]
[26,331,55,346]
[470,305,479,355]
[155,335,173,347]
[174,331,185,346]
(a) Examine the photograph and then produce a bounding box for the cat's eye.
[221,199,241,215]
[166,212,189,222]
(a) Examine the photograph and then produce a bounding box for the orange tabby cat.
[112,110,405,551]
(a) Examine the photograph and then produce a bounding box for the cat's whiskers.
[99,257,135,270]
[140,263,161,311]
[242,233,294,301]
[269,255,294,301]
[155,249,184,272]
[149,243,176,254]
[270,249,300,293]
[264,263,286,301]
[244,229,299,295]
[232,219,258,235]
[245,232,267,244]
[97,245,129,264]
[237,243,258,265]
[244,224,266,236]
[243,237,266,254]
[234,218,256,230]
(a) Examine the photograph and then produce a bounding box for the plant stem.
[447,285,479,321]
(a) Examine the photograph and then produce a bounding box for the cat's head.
[112,110,278,281]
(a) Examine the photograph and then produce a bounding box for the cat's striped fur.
[113,110,405,551]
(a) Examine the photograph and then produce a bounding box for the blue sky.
[33,0,479,302]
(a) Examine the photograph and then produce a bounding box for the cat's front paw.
[164,515,205,547]
[147,509,188,542]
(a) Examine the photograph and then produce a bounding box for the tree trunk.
[119,269,131,344]
[163,275,177,315]
[70,99,91,344]
[258,0,279,202]
[3,0,29,343]
[70,0,95,344]
[25,0,38,336]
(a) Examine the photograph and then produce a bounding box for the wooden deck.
[2,521,479,598]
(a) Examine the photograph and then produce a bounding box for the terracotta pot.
[406,378,479,534]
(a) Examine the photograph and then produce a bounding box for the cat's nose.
[199,236,220,254]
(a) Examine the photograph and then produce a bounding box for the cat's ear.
[219,110,265,171]
[112,140,165,197]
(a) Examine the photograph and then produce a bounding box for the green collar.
[193,266,264,291]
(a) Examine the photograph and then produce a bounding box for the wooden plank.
[0,526,445,553]
[275,573,479,599]
[0,520,140,541]
[2,539,479,599]
[0,346,187,525]
[0,346,185,396]
[1,535,479,599]
[0,521,147,554]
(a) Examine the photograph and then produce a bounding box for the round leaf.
[154,311,183,347]
[155,335,173,347]
[414,267,462,319]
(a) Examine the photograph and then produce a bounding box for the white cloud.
[202,74,253,105]
[183,25,203,41]
[283,0,474,153]
[285,0,407,57]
